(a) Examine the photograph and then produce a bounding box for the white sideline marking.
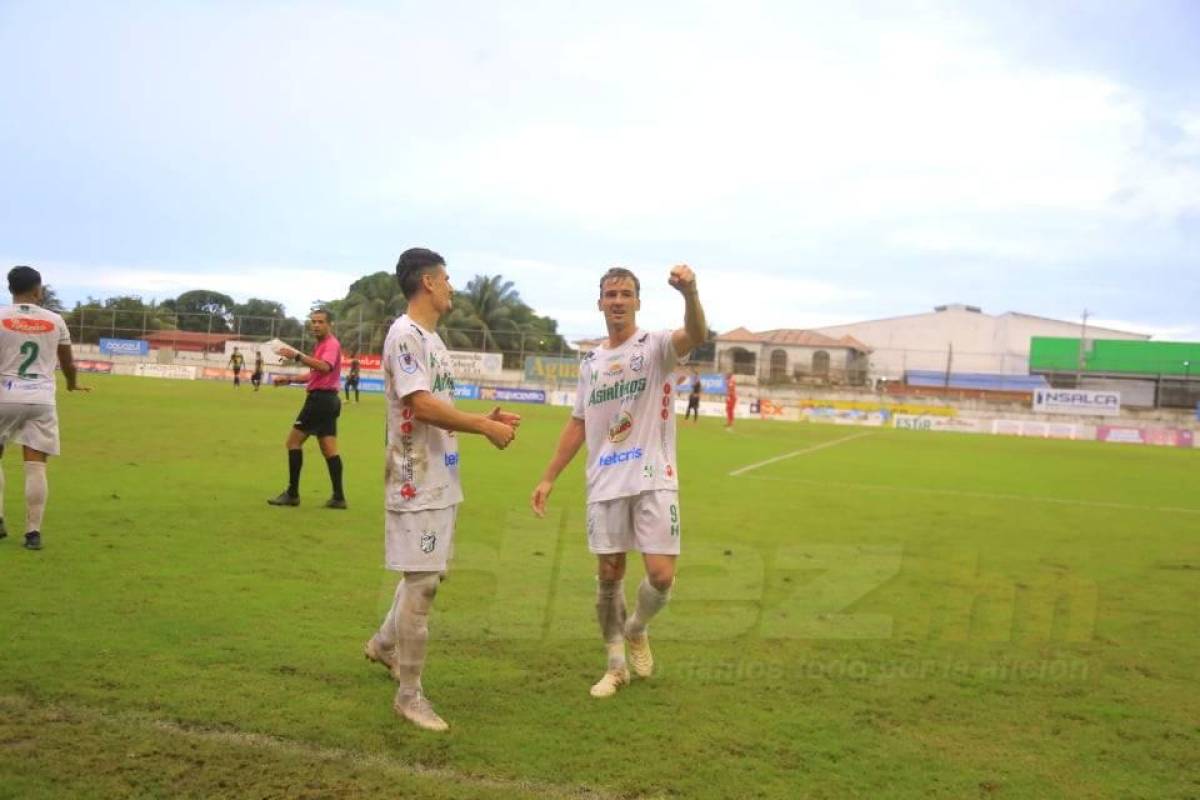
[739,475,1200,516]
[0,694,624,800]
[728,432,874,477]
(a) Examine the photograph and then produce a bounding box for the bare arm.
[408,390,515,449]
[530,416,586,517]
[275,345,333,374]
[57,344,88,392]
[668,264,707,357]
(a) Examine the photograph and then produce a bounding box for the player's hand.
[482,418,515,450]
[668,264,696,293]
[488,406,522,428]
[530,480,554,518]
[272,375,290,386]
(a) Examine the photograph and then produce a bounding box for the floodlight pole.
[1075,309,1090,386]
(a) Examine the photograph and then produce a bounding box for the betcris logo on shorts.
[444,452,459,469]
[598,447,643,468]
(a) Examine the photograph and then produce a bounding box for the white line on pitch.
[740,474,1200,516]
[728,431,874,477]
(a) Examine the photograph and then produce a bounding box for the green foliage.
[1,376,1197,798]
[162,289,238,332]
[62,295,177,344]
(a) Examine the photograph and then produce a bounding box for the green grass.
[1,374,1197,799]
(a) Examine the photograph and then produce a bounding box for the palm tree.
[339,272,408,353]
[460,275,522,355]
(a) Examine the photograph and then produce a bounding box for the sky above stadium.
[2,1,1198,341]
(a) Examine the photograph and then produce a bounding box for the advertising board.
[1032,388,1121,416]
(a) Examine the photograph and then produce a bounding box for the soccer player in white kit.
[531,265,707,697]
[362,247,521,732]
[0,266,90,551]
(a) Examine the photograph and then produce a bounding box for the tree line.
[57,273,571,361]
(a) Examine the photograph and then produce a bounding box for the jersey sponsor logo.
[598,446,643,467]
[399,352,419,374]
[401,482,417,500]
[431,371,455,393]
[588,377,647,406]
[642,464,654,479]
[401,421,414,434]
[604,361,623,377]
[630,353,644,372]
[607,411,633,443]
[2,317,55,334]
[665,464,674,478]
[444,452,459,468]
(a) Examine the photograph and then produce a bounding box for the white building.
[715,328,872,385]
[814,304,1148,378]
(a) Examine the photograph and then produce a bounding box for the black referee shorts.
[294,390,341,437]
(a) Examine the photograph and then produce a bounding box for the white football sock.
[596,578,627,670]
[626,577,673,638]
[392,571,440,691]
[377,578,406,650]
[24,461,47,533]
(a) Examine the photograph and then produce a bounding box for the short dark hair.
[311,308,333,323]
[8,266,42,295]
[396,247,446,299]
[599,267,640,298]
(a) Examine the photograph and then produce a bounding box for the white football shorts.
[585,490,681,556]
[385,504,458,572]
[0,403,60,456]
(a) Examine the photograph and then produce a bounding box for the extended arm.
[57,344,88,392]
[668,264,707,357]
[530,416,586,517]
[408,390,515,449]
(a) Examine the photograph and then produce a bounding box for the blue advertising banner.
[700,373,727,395]
[454,383,480,400]
[480,386,546,404]
[99,338,150,356]
[355,377,385,394]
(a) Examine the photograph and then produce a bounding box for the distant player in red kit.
[724,372,736,429]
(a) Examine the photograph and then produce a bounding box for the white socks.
[596,578,627,670]
[24,461,47,533]
[626,577,673,639]
[386,571,440,691]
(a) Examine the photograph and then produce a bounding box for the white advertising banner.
[991,419,1082,439]
[894,414,985,434]
[448,351,504,380]
[1032,388,1121,416]
[135,364,197,380]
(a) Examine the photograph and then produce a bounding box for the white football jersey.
[0,303,71,405]
[382,315,463,512]
[573,329,680,503]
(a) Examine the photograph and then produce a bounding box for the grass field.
[1,374,1197,799]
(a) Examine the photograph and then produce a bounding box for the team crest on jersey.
[2,317,54,334]
[630,353,644,372]
[607,411,633,443]
[399,352,418,374]
[420,532,437,553]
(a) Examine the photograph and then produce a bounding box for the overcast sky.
[2,0,1197,341]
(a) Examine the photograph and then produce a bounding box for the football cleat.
[393,688,449,732]
[625,632,654,678]
[324,497,348,510]
[267,492,300,506]
[363,635,396,673]
[23,531,42,551]
[589,666,630,698]
[0,517,7,541]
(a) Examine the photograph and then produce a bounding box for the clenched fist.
[668,264,696,293]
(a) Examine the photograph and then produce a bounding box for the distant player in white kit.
[531,265,707,697]
[0,266,89,551]
[362,247,521,732]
